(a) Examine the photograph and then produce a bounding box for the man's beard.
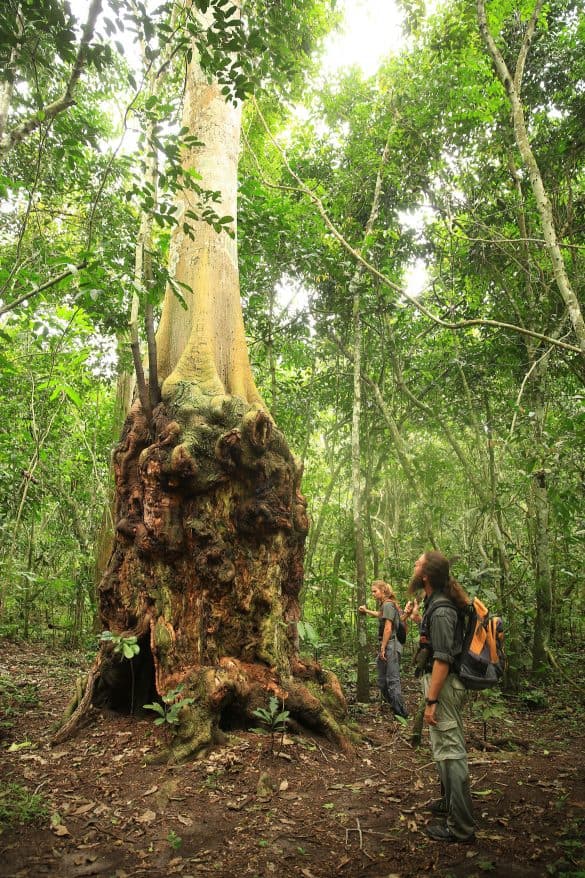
[408,574,424,594]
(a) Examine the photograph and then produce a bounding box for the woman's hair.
[371,579,396,602]
[419,551,469,609]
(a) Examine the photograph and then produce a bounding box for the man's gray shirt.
[425,592,462,665]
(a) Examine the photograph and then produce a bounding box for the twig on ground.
[415,761,436,772]
[345,818,363,849]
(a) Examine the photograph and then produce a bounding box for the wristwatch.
[425,698,439,705]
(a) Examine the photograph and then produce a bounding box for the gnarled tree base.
[53,394,353,758]
[52,639,352,761]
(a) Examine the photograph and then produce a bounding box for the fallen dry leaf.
[73,802,96,816]
[51,824,70,837]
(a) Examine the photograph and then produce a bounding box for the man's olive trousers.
[423,671,475,839]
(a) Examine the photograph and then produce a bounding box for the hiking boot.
[425,824,475,844]
[426,798,447,816]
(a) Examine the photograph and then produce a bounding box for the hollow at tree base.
[55,395,353,757]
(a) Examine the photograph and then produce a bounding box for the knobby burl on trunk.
[76,388,351,761]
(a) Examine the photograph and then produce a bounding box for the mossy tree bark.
[79,10,350,761]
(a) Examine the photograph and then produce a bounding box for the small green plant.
[0,783,48,829]
[252,695,290,755]
[470,690,509,741]
[297,620,328,661]
[143,684,194,727]
[517,687,547,710]
[167,829,182,850]
[99,630,140,659]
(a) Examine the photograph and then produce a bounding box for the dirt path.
[0,640,583,878]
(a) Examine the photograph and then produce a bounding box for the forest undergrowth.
[0,638,584,878]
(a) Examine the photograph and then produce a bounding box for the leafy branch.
[0,0,103,155]
[249,98,582,358]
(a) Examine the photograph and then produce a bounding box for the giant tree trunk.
[57,12,349,760]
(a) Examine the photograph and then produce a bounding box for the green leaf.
[7,741,34,752]
[143,702,165,716]
[62,384,82,408]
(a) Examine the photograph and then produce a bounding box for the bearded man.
[410,551,476,844]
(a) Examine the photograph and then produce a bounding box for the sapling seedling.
[143,684,194,730]
[297,620,328,661]
[251,695,290,756]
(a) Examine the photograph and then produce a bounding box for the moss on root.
[79,396,353,762]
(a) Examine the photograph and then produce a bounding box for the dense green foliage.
[0,0,583,691]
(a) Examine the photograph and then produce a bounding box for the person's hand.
[404,600,413,616]
[424,702,438,726]
[379,647,386,661]
[358,605,367,614]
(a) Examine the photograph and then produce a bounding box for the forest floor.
[0,639,584,878]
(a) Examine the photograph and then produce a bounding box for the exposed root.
[146,658,354,763]
[51,658,100,745]
[66,396,352,760]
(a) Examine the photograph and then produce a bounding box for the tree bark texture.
[76,12,350,760]
[95,398,348,761]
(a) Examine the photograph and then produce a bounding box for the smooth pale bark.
[155,22,261,407]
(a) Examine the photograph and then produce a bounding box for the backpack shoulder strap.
[424,596,458,623]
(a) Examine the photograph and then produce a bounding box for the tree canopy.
[0,0,583,694]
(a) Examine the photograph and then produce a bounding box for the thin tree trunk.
[348,134,392,703]
[0,0,103,155]
[527,363,553,673]
[304,457,344,573]
[352,290,369,702]
[477,0,585,355]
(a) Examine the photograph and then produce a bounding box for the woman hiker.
[359,580,409,719]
